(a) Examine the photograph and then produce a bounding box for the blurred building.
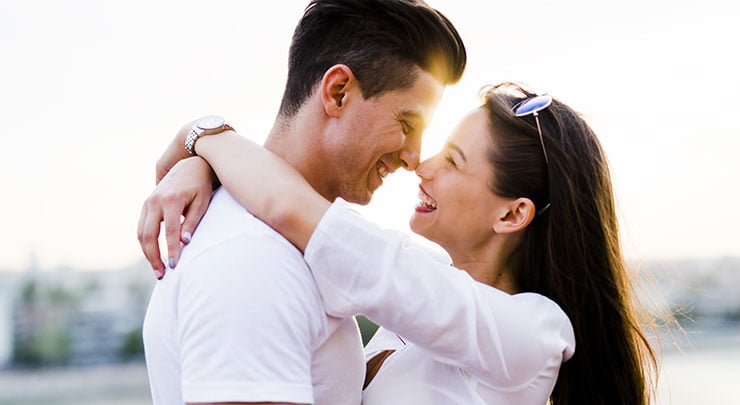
[5,260,154,368]
[1,256,739,370]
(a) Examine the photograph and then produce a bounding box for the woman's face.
[410,108,513,253]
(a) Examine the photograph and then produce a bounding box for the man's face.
[326,69,444,205]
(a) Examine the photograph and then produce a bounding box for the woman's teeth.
[418,189,437,210]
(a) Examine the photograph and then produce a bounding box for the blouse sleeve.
[304,199,575,390]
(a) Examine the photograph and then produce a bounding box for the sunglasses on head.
[511,93,553,216]
[512,94,553,164]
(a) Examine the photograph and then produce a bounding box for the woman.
[142,82,659,403]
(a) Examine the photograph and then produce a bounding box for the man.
[138,0,466,404]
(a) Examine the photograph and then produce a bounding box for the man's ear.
[321,64,354,117]
[492,198,536,234]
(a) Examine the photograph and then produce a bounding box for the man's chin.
[341,189,374,205]
[350,194,373,206]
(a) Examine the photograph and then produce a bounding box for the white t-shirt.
[142,188,364,405]
[304,199,576,404]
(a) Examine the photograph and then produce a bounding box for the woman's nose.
[415,155,436,179]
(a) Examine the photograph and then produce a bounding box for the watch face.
[196,115,225,130]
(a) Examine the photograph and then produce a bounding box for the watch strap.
[184,117,233,156]
[184,126,202,156]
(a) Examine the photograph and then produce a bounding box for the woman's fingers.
[163,196,186,270]
[138,197,166,279]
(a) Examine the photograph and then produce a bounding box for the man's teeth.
[378,165,388,179]
[418,190,437,210]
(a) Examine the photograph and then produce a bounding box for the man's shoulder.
[167,187,319,312]
[172,187,313,296]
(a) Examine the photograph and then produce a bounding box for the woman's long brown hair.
[482,83,659,404]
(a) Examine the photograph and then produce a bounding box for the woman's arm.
[138,124,329,277]
[195,132,330,252]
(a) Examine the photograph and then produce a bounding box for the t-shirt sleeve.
[177,233,322,403]
[304,199,576,390]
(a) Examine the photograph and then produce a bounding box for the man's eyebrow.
[446,142,467,162]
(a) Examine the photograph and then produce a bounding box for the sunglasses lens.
[514,94,553,117]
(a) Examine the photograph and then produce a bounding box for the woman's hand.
[138,156,216,279]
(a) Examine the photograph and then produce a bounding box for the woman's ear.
[492,198,536,234]
[321,64,354,117]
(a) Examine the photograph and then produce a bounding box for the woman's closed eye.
[443,142,466,169]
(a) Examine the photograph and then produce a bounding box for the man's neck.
[263,118,337,202]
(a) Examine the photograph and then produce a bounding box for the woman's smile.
[416,185,437,213]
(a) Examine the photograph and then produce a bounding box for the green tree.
[120,327,145,360]
[356,315,379,346]
[15,327,71,367]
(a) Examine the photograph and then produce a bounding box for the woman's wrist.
[155,121,197,184]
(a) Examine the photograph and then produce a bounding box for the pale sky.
[0,0,738,271]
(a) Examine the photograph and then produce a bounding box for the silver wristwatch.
[184,115,234,155]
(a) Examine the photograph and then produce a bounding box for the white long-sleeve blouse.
[303,199,576,404]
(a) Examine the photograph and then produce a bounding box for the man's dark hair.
[279,0,467,117]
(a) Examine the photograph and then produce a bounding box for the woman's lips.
[416,185,437,212]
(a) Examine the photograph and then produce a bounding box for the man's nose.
[399,136,421,171]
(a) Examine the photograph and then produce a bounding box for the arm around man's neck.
[196,132,330,252]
